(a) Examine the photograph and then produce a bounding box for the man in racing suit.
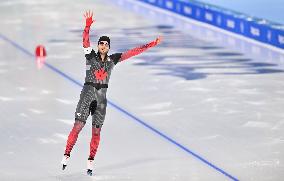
[61,10,162,176]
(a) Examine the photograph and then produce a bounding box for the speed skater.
[61,10,162,176]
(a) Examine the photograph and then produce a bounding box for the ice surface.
[0,0,284,180]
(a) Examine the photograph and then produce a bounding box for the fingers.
[84,10,94,18]
[85,10,90,17]
[155,37,160,44]
[84,11,88,18]
[156,36,163,44]
[88,10,93,18]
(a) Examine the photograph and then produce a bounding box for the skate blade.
[87,169,92,176]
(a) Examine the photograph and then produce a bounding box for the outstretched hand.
[84,10,95,27]
[155,36,163,45]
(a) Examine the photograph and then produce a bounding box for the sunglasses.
[98,41,109,47]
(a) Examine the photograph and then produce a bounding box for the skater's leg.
[64,120,86,156]
[61,120,85,170]
[87,125,101,176]
[64,86,94,156]
[89,125,101,160]
[86,101,106,175]
[89,101,106,160]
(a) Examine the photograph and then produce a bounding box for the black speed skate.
[87,169,93,176]
[87,159,94,176]
[61,154,70,170]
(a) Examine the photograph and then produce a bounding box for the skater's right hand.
[84,10,95,27]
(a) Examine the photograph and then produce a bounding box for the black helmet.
[98,36,110,48]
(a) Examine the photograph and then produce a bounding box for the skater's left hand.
[155,36,163,45]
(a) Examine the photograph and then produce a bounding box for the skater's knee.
[75,119,86,124]
[74,119,86,130]
[92,125,101,135]
[92,122,103,129]
[93,124,101,128]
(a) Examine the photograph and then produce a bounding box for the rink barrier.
[138,0,284,49]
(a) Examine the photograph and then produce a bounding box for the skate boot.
[87,158,94,176]
[61,154,70,170]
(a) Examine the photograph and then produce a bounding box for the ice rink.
[0,0,284,180]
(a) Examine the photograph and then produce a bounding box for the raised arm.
[83,10,95,54]
[120,36,162,62]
